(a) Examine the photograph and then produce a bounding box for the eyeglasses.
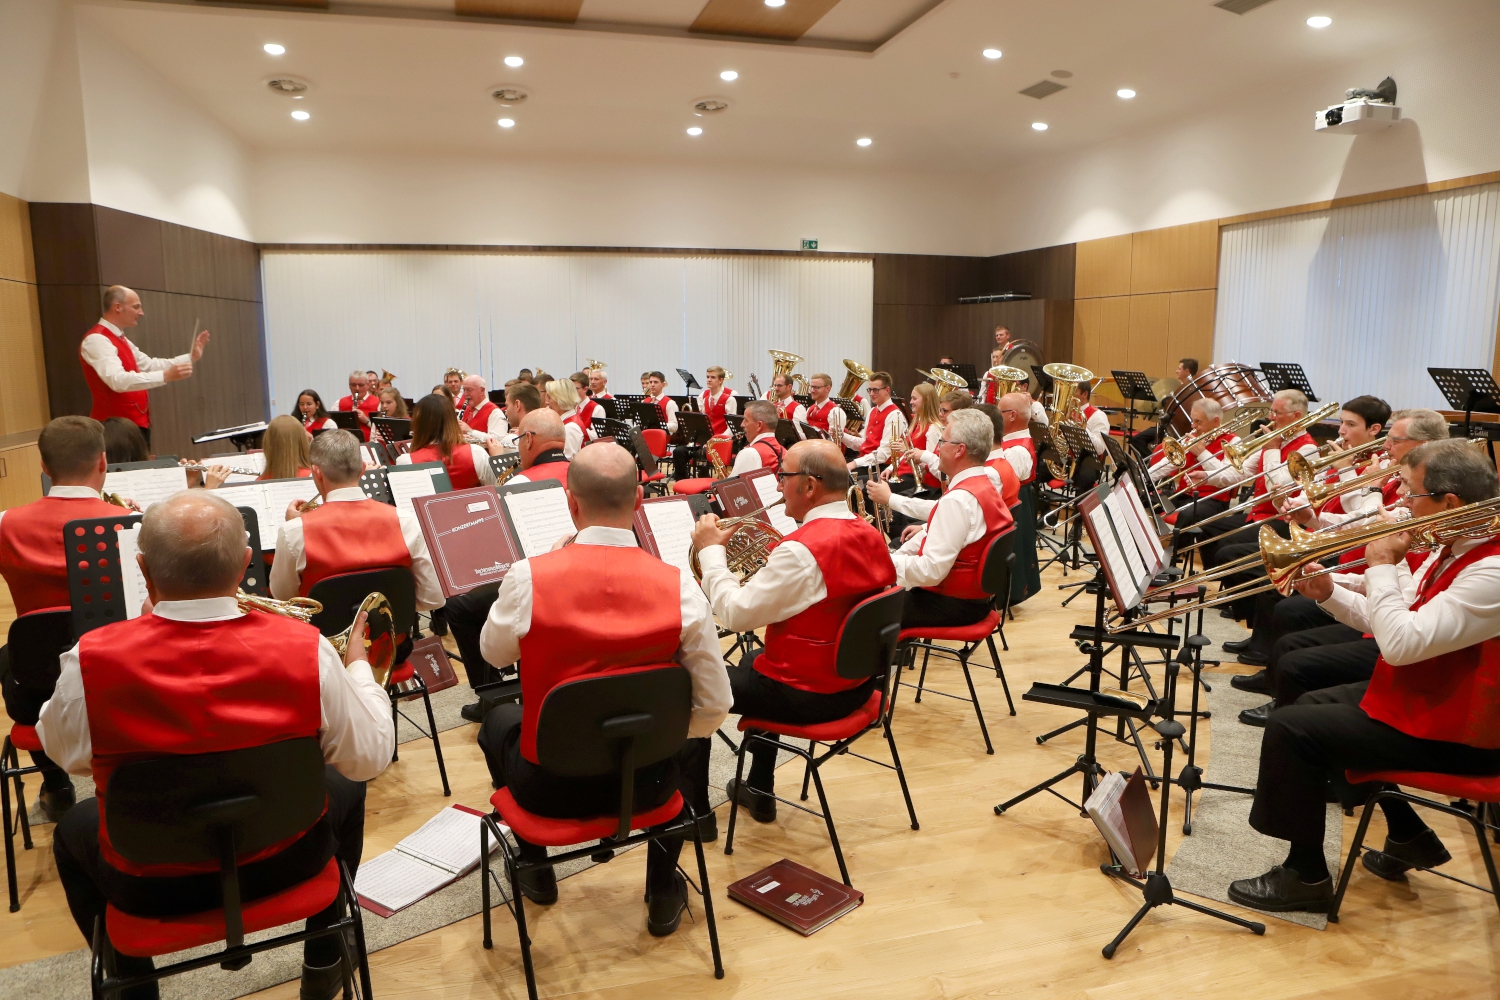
[936,437,963,450]
[776,470,822,482]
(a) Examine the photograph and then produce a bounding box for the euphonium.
[688,506,784,583]
[1042,363,1094,426]
[768,350,804,384]
[236,590,399,686]
[920,367,969,393]
[837,359,873,400]
[984,364,1030,397]
[1221,401,1342,471]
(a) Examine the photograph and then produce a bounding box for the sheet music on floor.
[115,522,149,619]
[637,497,697,574]
[353,804,502,917]
[387,465,447,517]
[503,487,577,557]
[748,471,797,535]
[102,466,189,511]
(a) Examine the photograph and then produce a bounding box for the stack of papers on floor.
[354,804,504,916]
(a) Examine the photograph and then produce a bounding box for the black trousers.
[1250,593,1335,658]
[54,765,364,979]
[1248,682,1500,847]
[1166,497,1228,540]
[139,425,151,450]
[444,585,502,690]
[1271,631,1380,708]
[477,704,684,889]
[900,588,992,631]
[1,648,70,791]
[1211,520,1292,618]
[1197,511,1258,568]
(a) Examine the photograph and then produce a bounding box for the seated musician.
[397,394,501,489]
[976,404,1021,508]
[643,372,679,435]
[369,387,409,446]
[770,374,805,425]
[843,372,908,473]
[997,392,1037,485]
[544,379,592,458]
[588,367,612,400]
[40,491,394,1000]
[476,443,731,930]
[804,373,846,443]
[443,368,466,407]
[509,409,571,487]
[883,383,942,491]
[337,369,380,441]
[270,429,443,612]
[297,389,336,434]
[104,416,149,464]
[1228,440,1500,913]
[1132,358,1198,455]
[458,374,508,445]
[1074,381,1113,457]
[691,440,895,824]
[1148,398,1240,534]
[503,380,544,448]
[867,410,1013,629]
[0,417,129,820]
[698,366,737,436]
[570,371,604,428]
[200,414,312,490]
[730,400,784,476]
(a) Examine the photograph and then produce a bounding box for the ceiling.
[88,0,1487,175]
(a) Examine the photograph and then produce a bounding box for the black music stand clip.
[1429,367,1500,456]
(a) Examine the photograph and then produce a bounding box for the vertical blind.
[1214,182,1500,411]
[259,251,873,411]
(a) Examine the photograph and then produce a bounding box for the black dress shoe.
[460,701,484,724]
[1238,701,1273,727]
[1227,865,1333,913]
[515,862,558,905]
[299,959,347,1000]
[1222,638,1253,654]
[1236,650,1269,667]
[39,786,76,823]
[1218,608,1238,619]
[1230,669,1272,694]
[694,810,718,843]
[1362,828,1452,881]
[646,872,688,937]
[726,778,776,824]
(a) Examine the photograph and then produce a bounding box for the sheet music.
[641,499,697,574]
[223,472,260,484]
[1088,507,1139,609]
[749,474,797,535]
[115,523,148,620]
[1116,473,1165,567]
[1103,492,1150,586]
[261,478,320,529]
[103,467,189,511]
[388,466,443,518]
[353,850,455,914]
[395,805,490,874]
[210,483,273,546]
[1108,486,1160,578]
[504,488,577,558]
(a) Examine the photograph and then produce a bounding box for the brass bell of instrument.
[838,359,873,400]
[688,512,783,583]
[985,365,1030,397]
[768,349,804,382]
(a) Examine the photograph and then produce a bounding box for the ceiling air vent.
[692,98,730,114]
[1213,0,1279,13]
[491,87,529,105]
[266,77,310,95]
[1020,80,1066,99]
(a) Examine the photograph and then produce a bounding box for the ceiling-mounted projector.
[1315,76,1400,134]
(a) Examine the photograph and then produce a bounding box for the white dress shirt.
[560,412,586,459]
[809,399,846,443]
[886,465,1003,590]
[698,500,853,632]
[395,444,498,486]
[78,319,191,395]
[731,432,780,476]
[38,596,395,782]
[645,394,679,435]
[1319,535,1500,665]
[775,397,806,426]
[1197,437,1319,496]
[270,486,444,610]
[1083,407,1112,456]
[1000,430,1034,483]
[479,526,732,738]
[460,402,509,446]
[847,402,909,468]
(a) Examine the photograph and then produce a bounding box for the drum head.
[1161,363,1270,435]
[1002,340,1045,396]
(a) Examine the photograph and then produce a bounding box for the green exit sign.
[801,239,818,250]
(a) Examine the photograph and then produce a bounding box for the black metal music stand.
[630,402,664,430]
[1031,365,1055,398]
[191,421,268,452]
[487,388,506,407]
[1428,368,1500,458]
[1258,362,1318,402]
[773,419,803,449]
[489,452,520,483]
[1111,370,1157,439]
[677,369,703,392]
[359,467,392,505]
[723,414,748,449]
[596,417,636,450]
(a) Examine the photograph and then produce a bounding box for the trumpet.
[295,495,324,513]
[1221,401,1341,471]
[237,590,400,686]
[688,504,785,583]
[848,476,893,536]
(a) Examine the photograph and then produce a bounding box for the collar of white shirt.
[987,447,1006,462]
[154,596,243,622]
[751,432,776,443]
[1002,430,1030,444]
[573,525,639,548]
[48,485,103,500]
[801,499,854,523]
[874,400,895,412]
[326,486,367,503]
[98,319,124,337]
[949,466,990,487]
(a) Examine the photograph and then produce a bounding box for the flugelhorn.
[104,492,142,512]
[1221,401,1341,471]
[688,503,784,583]
[838,359,873,400]
[848,479,892,536]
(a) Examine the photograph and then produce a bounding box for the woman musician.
[876,383,944,540]
[369,387,410,445]
[297,389,336,434]
[398,394,502,489]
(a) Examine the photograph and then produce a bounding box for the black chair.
[480,666,723,1000]
[90,738,372,999]
[724,588,911,886]
[307,567,451,796]
[1,608,74,912]
[897,532,1019,756]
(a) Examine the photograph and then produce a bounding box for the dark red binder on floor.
[726,859,863,935]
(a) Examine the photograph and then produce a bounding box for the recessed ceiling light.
[497,118,515,128]
[1117,88,1136,99]
[856,137,873,147]
[720,70,739,81]
[1307,15,1332,27]
[765,0,786,6]
[290,110,310,121]
[687,126,703,136]
[1031,122,1048,131]
[982,48,1002,60]
[504,55,524,68]
[263,43,285,55]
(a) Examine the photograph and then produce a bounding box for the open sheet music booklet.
[211,477,319,550]
[747,469,798,535]
[633,495,698,575]
[101,466,189,511]
[386,462,451,518]
[354,804,503,917]
[501,484,576,557]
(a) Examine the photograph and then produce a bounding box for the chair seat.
[9,724,42,753]
[673,478,715,495]
[737,690,882,742]
[387,662,415,687]
[640,471,666,483]
[105,858,341,958]
[1346,770,1500,801]
[898,611,1001,645]
[1048,479,1066,489]
[490,788,685,848]
[1162,510,1178,526]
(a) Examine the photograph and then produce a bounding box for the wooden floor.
[2,564,1498,999]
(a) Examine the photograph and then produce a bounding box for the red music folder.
[726,859,863,935]
[411,487,520,597]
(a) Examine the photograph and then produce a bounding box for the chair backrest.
[535,666,691,839]
[6,610,75,694]
[980,530,1016,601]
[834,588,906,681]
[308,566,417,638]
[641,428,669,458]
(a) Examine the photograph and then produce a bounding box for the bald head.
[567,442,640,524]
[781,439,849,521]
[138,491,250,600]
[999,392,1030,433]
[520,408,565,447]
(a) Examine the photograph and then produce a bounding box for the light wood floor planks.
[2,566,1498,999]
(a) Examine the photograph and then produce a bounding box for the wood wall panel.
[1075,234,1132,299]
[0,280,49,436]
[1072,296,1132,377]
[1167,289,1217,370]
[0,440,44,512]
[983,243,1075,300]
[873,254,985,306]
[34,285,99,421]
[0,193,35,284]
[1130,220,1218,294]
[215,235,262,302]
[95,206,166,292]
[691,0,843,39]
[162,222,218,298]
[1126,292,1171,377]
[28,203,98,286]
[455,0,583,21]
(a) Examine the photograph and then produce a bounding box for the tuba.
[688,508,783,583]
[768,349,804,382]
[237,590,399,686]
[984,364,1030,398]
[838,359,873,400]
[1042,363,1094,427]
[920,368,969,393]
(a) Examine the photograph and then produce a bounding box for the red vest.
[750,436,784,475]
[563,407,592,442]
[338,394,380,441]
[860,402,897,457]
[754,517,896,694]
[701,389,732,435]
[0,494,133,615]
[82,325,151,427]
[805,400,838,434]
[521,457,570,490]
[299,499,412,597]
[460,399,499,435]
[1183,432,1236,500]
[645,394,671,425]
[577,398,601,434]
[408,443,479,489]
[1249,431,1315,522]
[987,456,1021,508]
[1361,537,1500,749]
[896,423,941,489]
[80,612,324,875]
[516,545,682,762]
[1004,434,1037,485]
[919,473,1014,601]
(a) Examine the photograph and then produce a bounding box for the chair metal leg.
[806,763,850,886]
[2,743,17,913]
[388,698,400,763]
[958,652,993,755]
[915,646,930,703]
[690,816,726,979]
[509,852,538,1000]
[800,743,815,802]
[884,721,919,831]
[1329,795,1383,923]
[15,768,30,850]
[418,686,451,796]
[986,635,1015,715]
[723,734,750,857]
[1469,811,1500,919]
[481,820,494,949]
[345,874,374,1000]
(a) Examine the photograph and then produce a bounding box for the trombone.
[1221,401,1341,471]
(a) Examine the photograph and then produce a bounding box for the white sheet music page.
[262,478,320,529]
[1103,492,1150,587]
[210,483,274,548]
[103,467,189,511]
[388,467,442,518]
[642,499,696,574]
[504,487,577,558]
[749,474,797,535]
[1116,474,1165,566]
[353,851,454,914]
[115,523,148,620]
[1088,507,1139,609]
[395,805,491,874]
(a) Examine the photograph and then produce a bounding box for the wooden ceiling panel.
[690,0,844,40]
[456,0,585,22]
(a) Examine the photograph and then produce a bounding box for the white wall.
[983,14,1500,255]
[0,0,92,203]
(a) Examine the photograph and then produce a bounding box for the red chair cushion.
[642,429,669,459]
[1346,770,1500,801]
[105,858,341,958]
[1048,479,1066,489]
[9,724,42,753]
[386,662,415,687]
[641,472,666,483]
[1163,511,1179,526]
[898,611,1001,645]
[673,478,715,495]
[737,690,882,742]
[490,789,685,848]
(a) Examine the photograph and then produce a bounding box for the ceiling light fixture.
[1117,88,1136,99]
[982,48,1002,60]
[290,110,310,121]
[687,126,703,136]
[497,118,515,128]
[504,55,524,67]
[263,43,285,55]
[856,137,873,147]
[765,0,786,7]
[1306,15,1332,27]
[720,70,739,81]
[1031,122,1048,131]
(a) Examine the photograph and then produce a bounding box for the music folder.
[633,495,698,575]
[726,859,863,935]
[329,411,365,432]
[411,487,519,597]
[1084,767,1158,877]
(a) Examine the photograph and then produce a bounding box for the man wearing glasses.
[690,441,895,828]
[844,372,908,472]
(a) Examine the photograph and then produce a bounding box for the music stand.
[1031,365,1055,397]
[1258,362,1318,402]
[797,420,828,441]
[1110,370,1157,439]
[487,389,506,407]
[359,467,393,505]
[773,418,803,449]
[329,411,366,435]
[677,369,702,392]
[723,414,748,448]
[596,417,636,450]
[832,398,863,426]
[489,452,520,483]
[1428,367,1500,456]
[371,417,411,442]
[629,402,663,430]
[933,363,978,390]
[192,421,268,452]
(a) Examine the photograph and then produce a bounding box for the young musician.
[544,379,592,458]
[804,373,846,442]
[443,368,466,407]
[770,374,805,425]
[509,409,571,487]
[571,371,604,428]
[698,366,737,435]
[730,401,784,476]
[690,440,897,822]
[1227,441,1500,913]
[884,383,943,495]
[0,417,127,820]
[79,286,210,449]
[867,410,1013,629]
[103,417,149,464]
[844,372,908,472]
[588,368,612,400]
[337,370,381,441]
[1074,381,1113,457]
[41,491,394,1000]
[257,415,314,481]
[476,444,731,930]
[369,387,410,445]
[978,348,1005,404]
[643,372,679,435]
[297,390,336,433]
[398,394,500,489]
[271,429,443,610]
[458,374,509,444]
[639,372,651,394]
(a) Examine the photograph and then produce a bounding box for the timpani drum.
[1160,363,1271,435]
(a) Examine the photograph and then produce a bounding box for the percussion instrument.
[1159,363,1271,436]
[1000,340,1044,395]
